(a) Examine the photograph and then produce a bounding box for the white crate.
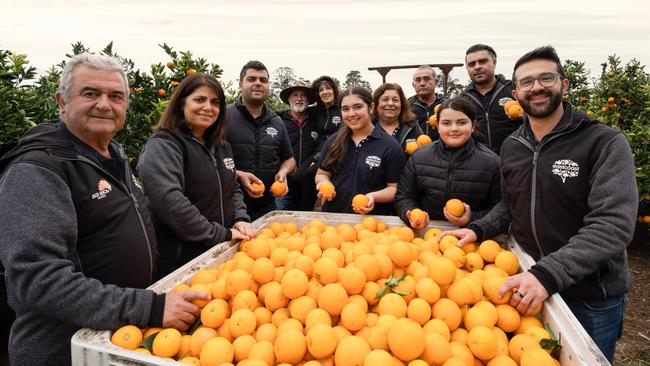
[71,211,608,365]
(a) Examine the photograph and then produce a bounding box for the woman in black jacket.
[395,96,501,229]
[372,83,423,155]
[138,73,255,278]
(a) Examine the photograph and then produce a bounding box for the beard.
[519,88,563,118]
[290,102,307,113]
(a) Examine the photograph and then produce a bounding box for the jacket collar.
[465,74,511,92]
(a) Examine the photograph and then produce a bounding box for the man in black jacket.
[443,46,637,362]
[277,82,319,211]
[462,44,522,155]
[409,65,443,140]
[226,61,296,220]
[0,53,207,366]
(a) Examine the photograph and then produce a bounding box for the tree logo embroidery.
[365,155,381,170]
[310,131,319,140]
[92,179,112,200]
[223,158,235,172]
[266,127,278,138]
[552,159,579,183]
[332,116,342,126]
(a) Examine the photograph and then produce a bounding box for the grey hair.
[58,53,129,102]
[415,65,437,79]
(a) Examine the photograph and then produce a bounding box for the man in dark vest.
[0,53,208,366]
[409,65,443,140]
[226,61,296,220]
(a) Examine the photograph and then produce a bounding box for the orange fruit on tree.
[494,250,519,276]
[111,325,142,350]
[201,299,230,328]
[352,194,370,210]
[467,326,498,361]
[152,328,182,358]
[416,134,433,146]
[199,337,234,366]
[405,141,419,155]
[478,240,501,262]
[445,199,465,217]
[270,180,287,197]
[335,335,372,366]
[388,318,426,361]
[186,68,196,75]
[157,89,166,97]
[319,181,336,199]
[274,328,307,364]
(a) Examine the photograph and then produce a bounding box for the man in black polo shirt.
[226,61,296,220]
[461,44,522,155]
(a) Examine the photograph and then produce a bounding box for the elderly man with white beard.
[276,81,320,210]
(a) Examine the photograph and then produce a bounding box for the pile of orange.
[504,100,524,120]
[112,217,560,366]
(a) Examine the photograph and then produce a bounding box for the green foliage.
[0,49,38,143]
[564,56,650,214]
[343,70,371,91]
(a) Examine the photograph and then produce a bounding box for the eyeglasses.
[515,72,562,92]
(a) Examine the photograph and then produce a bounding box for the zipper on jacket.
[465,82,508,150]
[444,150,457,203]
[56,154,155,282]
[529,147,544,258]
[208,145,226,226]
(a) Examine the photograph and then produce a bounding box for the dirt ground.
[615,224,650,366]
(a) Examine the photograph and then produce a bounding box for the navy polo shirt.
[318,126,405,215]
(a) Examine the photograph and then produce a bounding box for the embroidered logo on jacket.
[266,127,278,138]
[365,155,381,170]
[311,131,319,140]
[92,179,112,200]
[552,159,579,183]
[223,158,235,172]
[498,97,515,106]
[332,116,342,126]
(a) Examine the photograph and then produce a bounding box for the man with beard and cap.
[440,46,637,363]
[276,81,320,210]
[226,60,296,220]
[409,65,443,140]
[462,44,522,155]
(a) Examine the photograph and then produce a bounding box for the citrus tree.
[564,56,650,216]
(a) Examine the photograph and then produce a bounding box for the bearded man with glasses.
[440,46,637,362]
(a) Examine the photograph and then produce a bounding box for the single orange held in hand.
[319,181,336,200]
[251,181,265,194]
[270,181,287,197]
[352,194,369,209]
[445,199,465,217]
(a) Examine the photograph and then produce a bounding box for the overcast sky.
[2,0,649,94]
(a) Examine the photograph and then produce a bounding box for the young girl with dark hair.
[315,87,405,215]
[137,73,255,278]
[395,95,501,228]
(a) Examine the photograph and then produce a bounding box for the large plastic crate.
[71,211,609,365]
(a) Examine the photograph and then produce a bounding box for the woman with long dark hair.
[315,87,405,215]
[395,95,501,229]
[138,73,254,278]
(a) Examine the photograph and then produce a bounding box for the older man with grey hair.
[0,53,208,366]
